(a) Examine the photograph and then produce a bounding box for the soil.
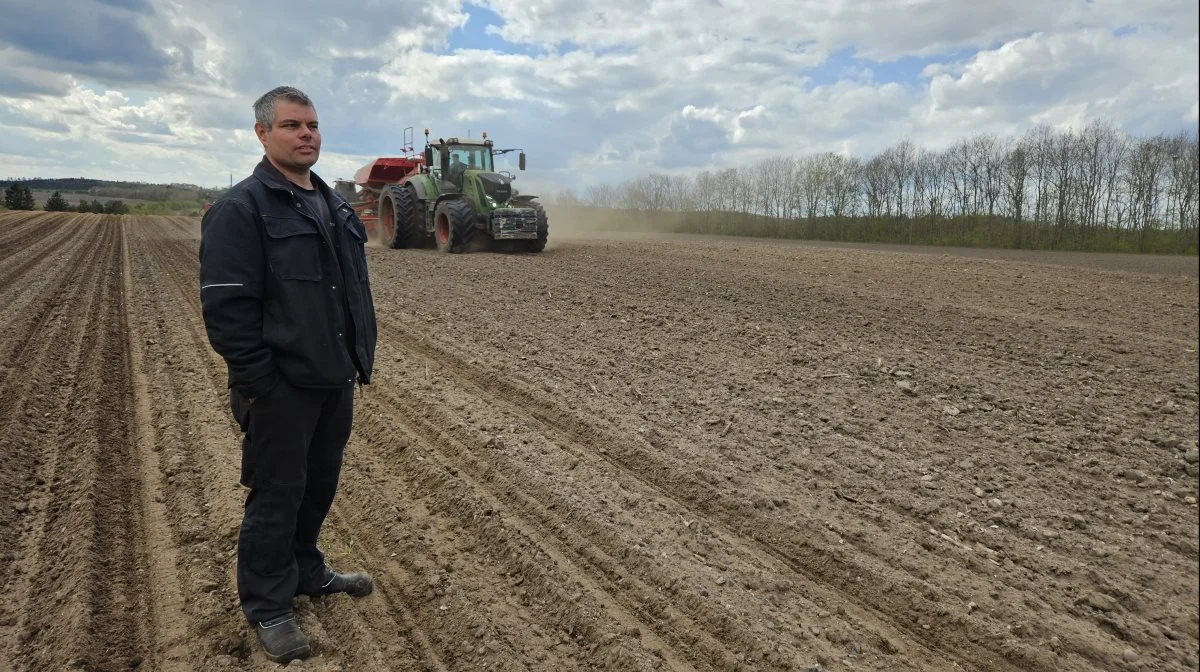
[0,211,1196,672]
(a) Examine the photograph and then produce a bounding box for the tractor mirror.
[519,152,526,171]
[424,146,433,168]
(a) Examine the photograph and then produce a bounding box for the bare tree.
[1048,129,1080,245]
[861,153,890,219]
[1124,134,1171,251]
[1164,130,1199,238]
[825,154,861,239]
[795,154,829,236]
[1002,138,1031,246]
[881,139,917,219]
[1025,125,1055,230]
[1098,125,1129,234]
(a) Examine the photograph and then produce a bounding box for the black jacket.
[200,158,377,399]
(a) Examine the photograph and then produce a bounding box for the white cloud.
[0,0,1194,192]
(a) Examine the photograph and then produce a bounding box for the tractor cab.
[426,138,493,189]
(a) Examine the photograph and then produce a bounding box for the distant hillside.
[0,177,226,203]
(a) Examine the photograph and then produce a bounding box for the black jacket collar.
[253,156,336,201]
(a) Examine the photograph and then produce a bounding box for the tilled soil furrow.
[0,211,50,250]
[388,244,1195,670]
[5,221,154,670]
[571,253,1199,667]
[0,226,91,333]
[0,214,81,292]
[306,514,453,672]
[120,221,196,667]
[0,218,108,661]
[359,376,779,671]
[0,216,95,393]
[343,403,672,671]
[125,222,257,664]
[83,221,156,668]
[376,317,1044,672]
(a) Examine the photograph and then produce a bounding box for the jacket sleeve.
[199,198,279,399]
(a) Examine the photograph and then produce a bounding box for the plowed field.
[1,211,1196,671]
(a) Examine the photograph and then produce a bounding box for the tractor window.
[447,146,493,173]
[429,146,443,178]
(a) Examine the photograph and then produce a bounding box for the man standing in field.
[198,86,378,664]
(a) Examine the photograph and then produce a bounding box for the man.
[448,152,467,186]
[199,86,378,664]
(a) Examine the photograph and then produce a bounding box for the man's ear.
[254,122,268,145]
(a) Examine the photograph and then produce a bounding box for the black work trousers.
[232,378,354,623]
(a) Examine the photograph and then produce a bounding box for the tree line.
[3,185,129,214]
[560,120,1198,254]
[0,177,223,203]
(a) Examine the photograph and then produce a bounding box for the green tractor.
[358,129,548,253]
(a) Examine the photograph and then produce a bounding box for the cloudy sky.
[0,0,1196,195]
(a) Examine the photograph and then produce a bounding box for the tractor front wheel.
[434,199,474,253]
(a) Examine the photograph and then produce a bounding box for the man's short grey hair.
[253,86,314,129]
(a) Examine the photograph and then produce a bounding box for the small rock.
[921,474,935,482]
[987,498,1003,509]
[1122,648,1138,662]
[966,601,977,613]
[1185,496,1197,505]
[942,405,960,416]
[70,659,87,668]
[13,501,28,514]
[715,576,726,586]
[1122,468,1149,482]
[1041,528,1059,539]
[896,380,916,394]
[1184,448,1199,465]
[973,487,984,497]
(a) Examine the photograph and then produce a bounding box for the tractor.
[337,127,548,253]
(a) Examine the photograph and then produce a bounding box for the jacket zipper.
[289,190,361,383]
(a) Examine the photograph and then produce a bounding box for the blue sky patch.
[805,46,984,89]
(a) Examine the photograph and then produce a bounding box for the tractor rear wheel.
[381,184,424,249]
[434,199,474,253]
[523,200,549,252]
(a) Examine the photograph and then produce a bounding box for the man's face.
[255,100,320,173]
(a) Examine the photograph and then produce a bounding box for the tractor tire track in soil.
[370,316,1033,671]
[0,212,1196,671]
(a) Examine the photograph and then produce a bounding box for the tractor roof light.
[482,131,487,140]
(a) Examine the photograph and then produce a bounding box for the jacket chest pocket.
[264,216,323,281]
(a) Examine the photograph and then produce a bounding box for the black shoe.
[255,614,310,664]
[299,570,374,598]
